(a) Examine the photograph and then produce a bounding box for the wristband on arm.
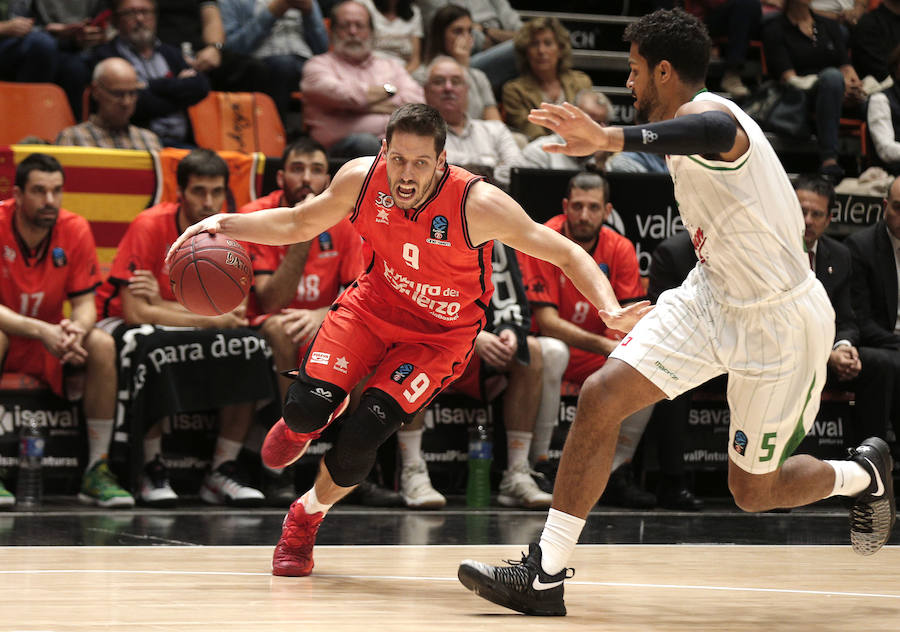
[621,110,738,156]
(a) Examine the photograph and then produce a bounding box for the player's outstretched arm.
[529,100,748,162]
[465,182,651,333]
[166,158,370,264]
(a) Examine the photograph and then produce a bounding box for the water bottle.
[466,423,492,508]
[16,417,44,509]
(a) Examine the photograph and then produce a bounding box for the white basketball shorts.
[611,269,834,474]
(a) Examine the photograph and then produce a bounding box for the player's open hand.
[598,300,653,333]
[166,214,229,265]
[528,102,609,156]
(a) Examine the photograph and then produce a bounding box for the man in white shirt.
[423,55,521,188]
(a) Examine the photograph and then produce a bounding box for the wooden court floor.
[1,544,898,631]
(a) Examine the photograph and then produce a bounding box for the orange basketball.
[168,232,252,316]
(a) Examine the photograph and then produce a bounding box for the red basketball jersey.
[521,214,644,338]
[241,190,365,320]
[346,153,493,330]
[95,202,181,319]
[0,199,101,324]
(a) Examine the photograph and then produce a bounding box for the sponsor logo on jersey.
[382,262,462,321]
[333,356,349,374]
[51,247,67,267]
[3,245,15,262]
[310,351,330,365]
[318,231,333,251]
[375,191,393,224]
[426,215,451,246]
[733,430,748,456]
[391,362,414,384]
[597,262,610,277]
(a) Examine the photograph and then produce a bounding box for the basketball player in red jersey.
[168,104,651,577]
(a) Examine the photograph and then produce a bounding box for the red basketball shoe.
[272,499,325,576]
[261,395,350,469]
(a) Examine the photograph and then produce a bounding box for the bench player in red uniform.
[168,104,650,577]
[0,153,132,508]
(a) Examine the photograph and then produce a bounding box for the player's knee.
[84,328,115,362]
[539,337,570,378]
[525,337,543,373]
[283,378,348,434]
[728,475,773,513]
[324,389,410,487]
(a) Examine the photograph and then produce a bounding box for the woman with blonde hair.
[501,17,592,141]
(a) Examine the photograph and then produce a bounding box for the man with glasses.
[300,0,423,158]
[56,57,161,150]
[93,0,211,146]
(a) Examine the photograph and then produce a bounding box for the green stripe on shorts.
[778,375,816,467]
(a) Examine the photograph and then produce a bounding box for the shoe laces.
[282,505,323,552]
[850,502,875,534]
[495,551,575,591]
[402,463,436,496]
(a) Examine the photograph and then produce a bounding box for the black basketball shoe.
[458,543,573,616]
[847,437,896,555]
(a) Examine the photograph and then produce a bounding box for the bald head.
[92,57,140,130]
[575,89,610,126]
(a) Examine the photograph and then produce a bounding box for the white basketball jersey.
[666,91,809,306]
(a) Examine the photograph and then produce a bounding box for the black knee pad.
[282,377,348,434]
[324,389,412,487]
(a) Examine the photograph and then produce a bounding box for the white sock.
[538,508,586,576]
[212,437,243,470]
[397,428,425,467]
[300,486,332,515]
[826,460,871,497]
[506,431,532,470]
[610,406,654,471]
[144,435,162,465]
[85,418,114,470]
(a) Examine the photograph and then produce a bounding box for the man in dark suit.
[798,175,899,446]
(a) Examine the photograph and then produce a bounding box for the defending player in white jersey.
[458,8,895,617]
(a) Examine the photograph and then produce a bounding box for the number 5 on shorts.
[403,373,430,403]
[759,432,777,462]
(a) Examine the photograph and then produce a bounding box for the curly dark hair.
[622,8,711,85]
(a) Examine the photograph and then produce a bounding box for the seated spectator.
[502,16,592,142]
[842,176,900,448]
[0,153,133,508]
[398,241,552,510]
[219,0,329,119]
[94,149,275,507]
[358,0,423,73]
[811,0,867,31]
[300,0,423,158]
[418,0,520,93]
[850,0,900,86]
[56,57,161,150]
[240,138,365,503]
[424,55,520,189]
[796,174,900,447]
[154,0,272,97]
[867,44,900,175]
[645,230,704,510]
[414,3,500,121]
[9,0,109,119]
[0,8,57,85]
[761,0,865,180]
[519,172,656,508]
[94,0,211,147]
[684,0,762,98]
